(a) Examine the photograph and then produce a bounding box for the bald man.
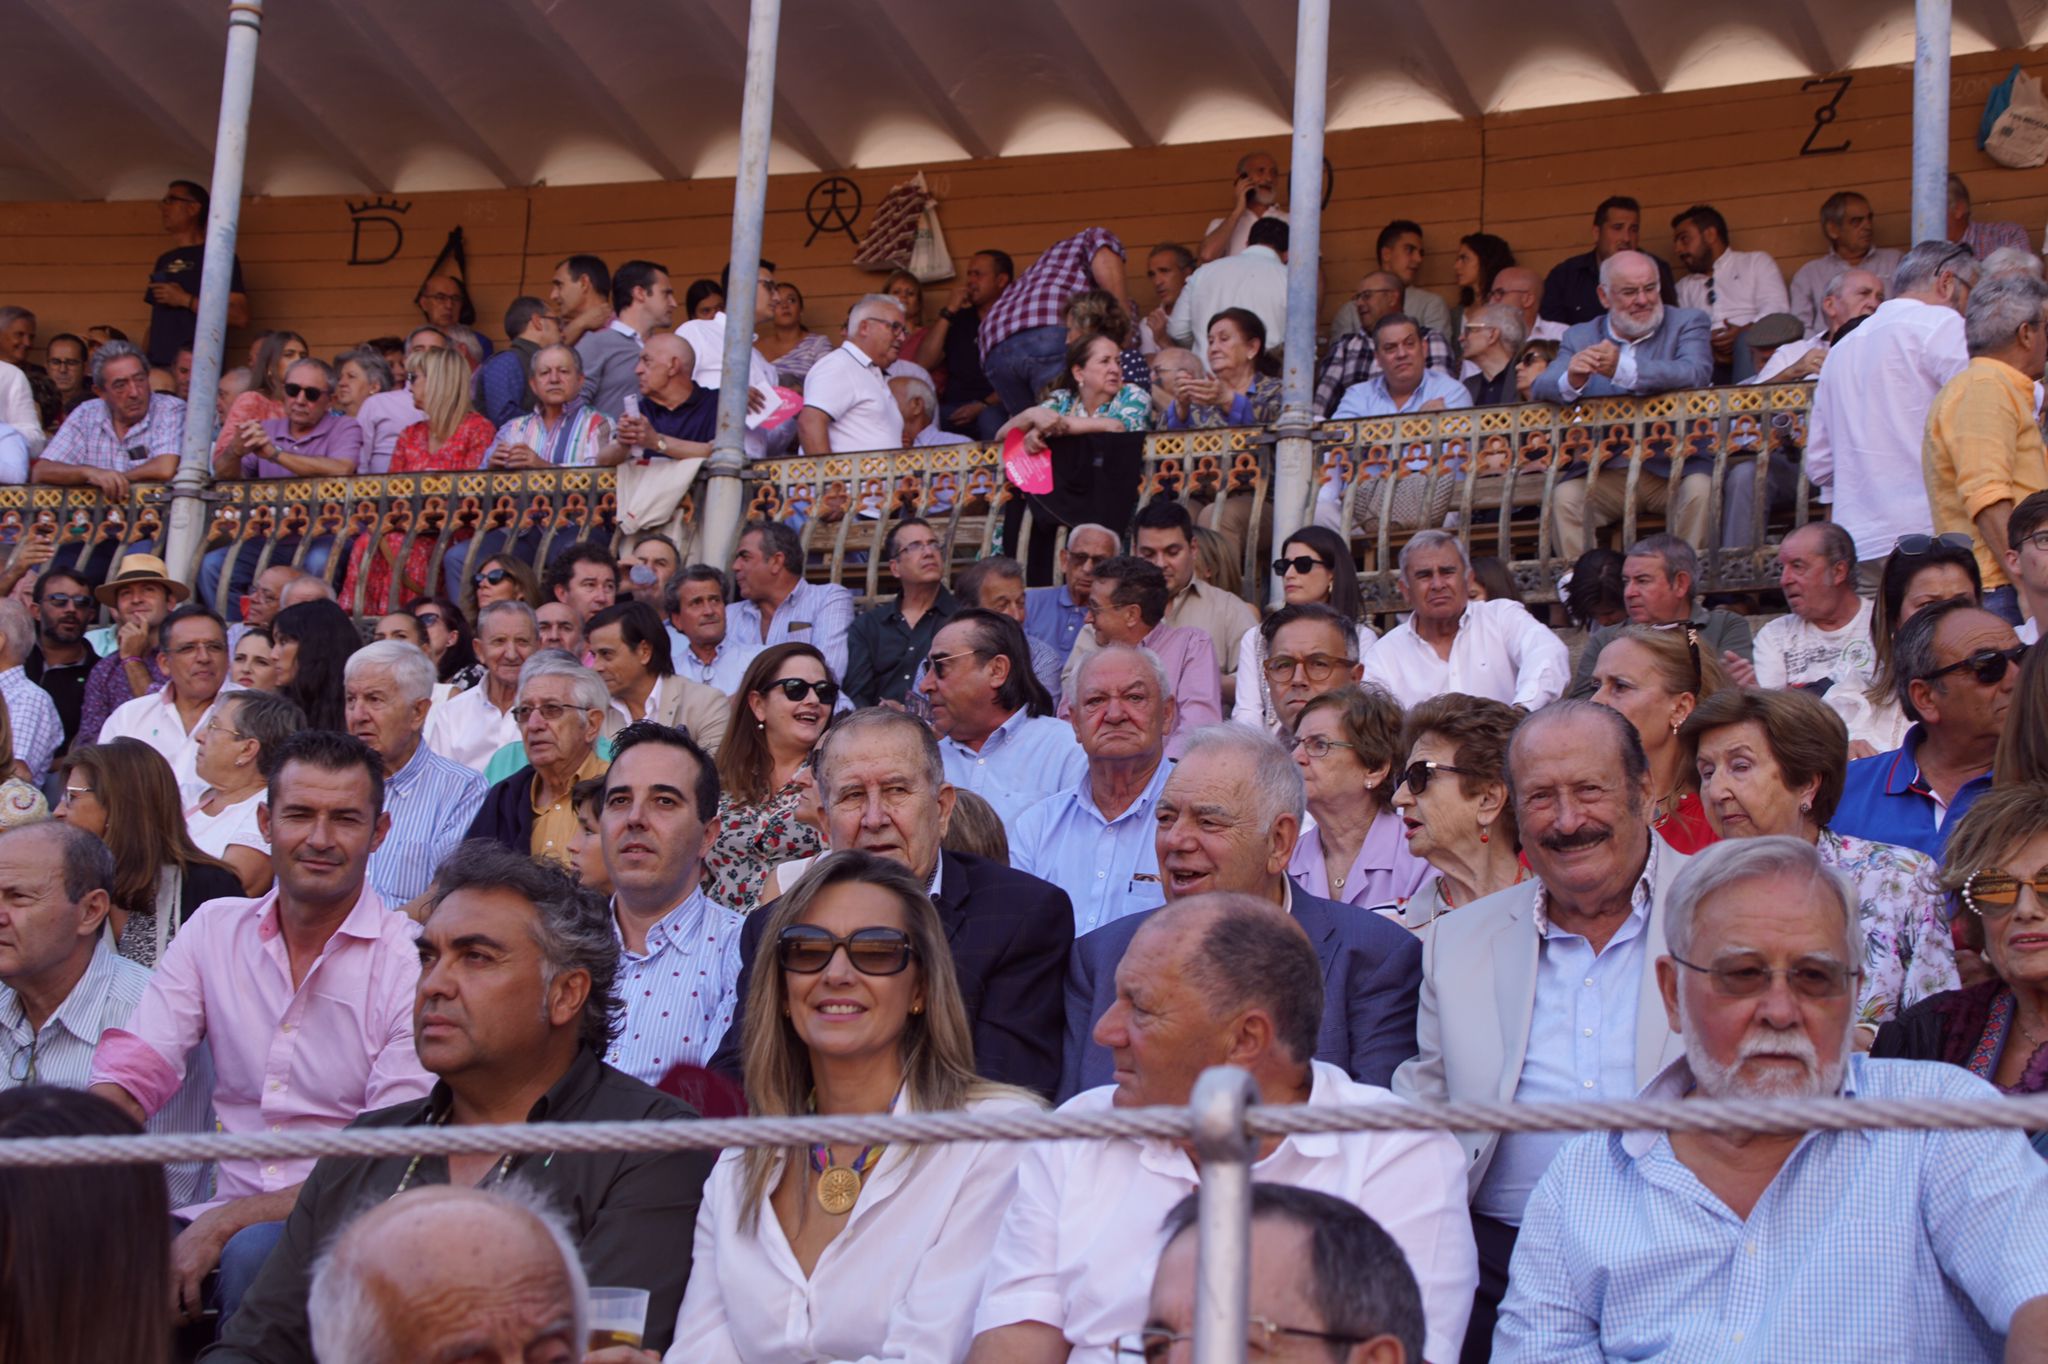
[1487,266,1567,344]
[601,332,717,466]
[413,273,491,358]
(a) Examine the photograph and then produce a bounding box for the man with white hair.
[1494,835,2048,1362]
[1199,148,1289,262]
[464,652,609,868]
[599,331,715,466]
[1787,189,1904,335]
[1361,531,1569,711]
[1749,265,1884,383]
[30,339,186,501]
[799,293,908,454]
[424,600,536,772]
[0,599,60,783]
[344,640,487,907]
[1026,524,1119,664]
[1461,302,1530,405]
[892,372,967,448]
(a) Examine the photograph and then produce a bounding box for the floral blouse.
[1167,374,1283,430]
[1046,383,1152,433]
[704,779,824,913]
[1817,827,1961,1026]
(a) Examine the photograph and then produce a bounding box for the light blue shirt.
[670,630,762,695]
[725,578,855,684]
[605,887,746,1085]
[1330,366,1474,419]
[1024,586,1089,662]
[1473,850,1657,1225]
[1496,1054,2048,1363]
[368,740,489,904]
[938,708,1089,830]
[1010,759,1170,937]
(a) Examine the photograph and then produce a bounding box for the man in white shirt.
[1733,523,1876,693]
[1362,531,1569,711]
[1750,266,1885,384]
[1787,190,1906,335]
[966,892,1477,1364]
[1670,204,1791,382]
[1807,240,1979,587]
[1168,216,1288,360]
[98,603,235,801]
[423,601,535,773]
[1198,149,1289,263]
[2005,491,2048,645]
[891,374,969,449]
[674,257,785,460]
[798,294,908,455]
[665,565,760,693]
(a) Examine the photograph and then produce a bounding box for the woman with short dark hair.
[1385,693,1526,931]
[1286,685,1429,910]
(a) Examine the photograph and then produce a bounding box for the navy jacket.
[1058,887,1422,1102]
[464,765,537,855]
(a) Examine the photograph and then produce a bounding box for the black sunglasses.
[282,382,328,401]
[1272,554,1331,576]
[1893,532,1974,556]
[474,567,512,586]
[1399,759,1483,795]
[765,677,839,706]
[1922,643,2027,687]
[777,925,916,976]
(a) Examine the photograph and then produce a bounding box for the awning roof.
[3,0,2041,202]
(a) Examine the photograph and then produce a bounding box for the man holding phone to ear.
[1198,149,1289,263]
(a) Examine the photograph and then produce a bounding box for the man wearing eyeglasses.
[844,518,961,708]
[145,179,247,369]
[798,294,911,455]
[1026,523,1120,664]
[1495,836,2048,1363]
[97,603,237,802]
[25,568,99,764]
[2004,490,2048,646]
[465,654,611,871]
[1834,598,2019,858]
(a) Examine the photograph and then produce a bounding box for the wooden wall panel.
[0,48,2042,376]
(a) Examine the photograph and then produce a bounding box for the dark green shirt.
[1570,604,1756,698]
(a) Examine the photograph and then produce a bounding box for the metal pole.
[163,0,264,588]
[696,0,783,575]
[1189,1066,1257,1364]
[1269,0,1331,599]
[1911,0,1951,245]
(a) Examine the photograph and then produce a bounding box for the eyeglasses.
[1921,644,2027,687]
[474,567,513,587]
[1117,1318,1376,1361]
[925,649,984,680]
[1263,652,1348,682]
[1961,868,2048,919]
[1399,759,1483,795]
[1668,953,1862,999]
[282,382,328,401]
[1064,550,1110,569]
[1609,283,1661,302]
[777,925,917,976]
[1893,532,1974,556]
[159,194,201,207]
[60,785,96,802]
[511,701,595,725]
[168,639,226,658]
[1287,734,1356,760]
[2018,531,2048,554]
[203,716,249,740]
[419,291,463,305]
[38,592,91,610]
[891,538,940,559]
[1271,554,1330,577]
[764,677,840,706]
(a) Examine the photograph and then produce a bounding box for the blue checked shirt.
[1010,760,1169,937]
[1025,586,1089,663]
[367,740,489,904]
[606,887,746,1085]
[0,667,62,784]
[725,578,855,685]
[1495,1054,2048,1363]
[938,708,1089,831]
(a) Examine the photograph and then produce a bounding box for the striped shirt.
[0,666,62,784]
[725,578,855,684]
[368,740,490,904]
[490,402,614,467]
[605,887,746,1086]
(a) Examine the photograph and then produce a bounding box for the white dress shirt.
[1675,247,1791,329]
[1360,599,1570,711]
[1202,205,1289,258]
[1166,245,1288,359]
[802,340,902,453]
[973,1062,1477,1364]
[0,360,44,455]
[1750,331,1827,383]
[97,685,235,803]
[421,682,522,773]
[1806,297,1969,559]
[668,1093,1033,1363]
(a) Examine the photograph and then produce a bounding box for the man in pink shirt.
[91,730,430,1329]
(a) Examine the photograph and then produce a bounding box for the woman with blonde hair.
[1588,623,1732,854]
[669,850,1040,1361]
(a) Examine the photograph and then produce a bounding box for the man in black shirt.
[145,180,248,368]
[1538,194,1678,330]
[23,566,99,762]
[600,332,717,465]
[916,248,1013,440]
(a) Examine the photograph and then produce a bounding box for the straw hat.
[93,553,192,607]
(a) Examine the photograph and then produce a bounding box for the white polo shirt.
[97,685,236,803]
[801,340,903,453]
[421,682,522,774]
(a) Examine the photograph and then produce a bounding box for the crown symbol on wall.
[347,196,413,216]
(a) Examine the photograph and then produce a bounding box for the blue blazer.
[1057,888,1421,1102]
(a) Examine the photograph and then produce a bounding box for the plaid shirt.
[1311,326,1456,418]
[979,227,1125,360]
[38,395,188,471]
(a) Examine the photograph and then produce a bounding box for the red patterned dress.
[704,779,824,912]
[338,413,495,613]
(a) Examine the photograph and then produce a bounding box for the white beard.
[1678,992,1853,1100]
[1610,301,1665,342]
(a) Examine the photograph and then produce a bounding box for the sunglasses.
[1399,759,1482,795]
[1962,868,2048,919]
[414,611,444,628]
[39,592,92,610]
[1667,953,1862,1000]
[474,567,513,587]
[1893,532,1974,556]
[1922,644,2027,687]
[282,382,328,401]
[1272,555,1330,577]
[777,925,916,975]
[765,677,839,706]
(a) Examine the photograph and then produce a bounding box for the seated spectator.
[1386,694,1526,932]
[1827,532,1983,754]
[87,731,431,1328]
[1127,498,1257,703]
[97,603,233,802]
[0,601,59,785]
[1062,289,1152,390]
[684,276,723,320]
[1139,241,1194,352]
[210,330,306,463]
[1363,531,1569,711]
[77,553,183,747]
[372,611,426,650]
[1025,524,1118,664]
[924,609,1086,827]
[1160,306,1283,428]
[407,593,481,695]
[465,652,609,868]
[423,600,534,771]
[978,889,1471,1362]
[486,341,612,468]
[272,599,358,734]
[1686,686,1958,1038]
[1257,602,1369,733]
[1670,203,1792,381]
[586,598,728,754]
[228,626,276,690]
[1467,555,1522,604]
[24,567,98,759]
[1753,265,1884,383]
[218,356,363,481]
[470,295,559,428]
[1570,535,1754,696]
[1789,189,1904,332]
[537,600,586,658]
[1514,338,1557,400]
[1950,170,2034,260]
[1142,1183,1427,1364]
[1229,528,1372,732]
[331,345,391,422]
[1168,216,1288,354]
[979,226,1129,418]
[1146,344,1203,424]
[1314,271,1457,417]
[845,518,960,707]
[728,520,855,682]
[1453,232,1518,334]
[30,340,185,501]
[999,333,1151,453]
[1739,522,1874,692]
[1199,149,1288,262]
[413,271,484,350]
[566,775,612,894]
[668,564,760,694]
[1494,835,2048,1361]
[43,330,90,413]
[760,281,835,388]
[547,540,620,632]
[349,328,442,473]
[186,690,301,897]
[599,331,717,466]
[1588,623,1732,854]
[597,720,746,1082]
[0,700,46,824]
[1538,194,1679,328]
[703,643,833,912]
[1331,312,1474,418]
[213,841,714,1361]
[0,305,32,366]
[1289,684,1431,910]
[892,373,968,447]
[461,549,542,624]
[1488,265,1568,344]
[1461,302,1529,405]
[1923,271,2048,628]
[1834,598,2018,856]
[674,849,1040,1361]
[2007,489,2048,644]
[948,556,1064,697]
[625,531,681,609]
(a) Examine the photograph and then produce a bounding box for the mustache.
[1540,824,1612,853]
[1736,1026,1818,1069]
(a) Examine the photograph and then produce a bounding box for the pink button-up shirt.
[89,884,431,1215]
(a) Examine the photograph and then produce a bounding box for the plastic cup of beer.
[587,1286,650,1350]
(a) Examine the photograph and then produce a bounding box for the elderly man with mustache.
[1394,698,1691,1364]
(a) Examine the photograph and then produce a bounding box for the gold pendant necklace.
[810,1142,884,1215]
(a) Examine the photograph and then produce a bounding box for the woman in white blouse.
[1232,525,1377,734]
[664,850,1042,1363]
[184,691,302,896]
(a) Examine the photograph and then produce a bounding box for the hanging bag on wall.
[1981,65,2048,168]
[852,173,931,272]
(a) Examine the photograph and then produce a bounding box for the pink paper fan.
[1003,428,1052,495]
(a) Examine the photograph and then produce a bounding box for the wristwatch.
[656,436,669,455]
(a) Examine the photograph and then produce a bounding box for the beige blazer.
[1391,840,1693,1195]
[602,673,732,756]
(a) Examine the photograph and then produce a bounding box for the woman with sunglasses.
[1285,685,1430,911]
[670,850,1039,1360]
[461,551,542,622]
[705,644,838,912]
[1827,532,1982,756]
[1875,784,2048,1143]
[211,328,308,461]
[1589,623,1732,854]
[1383,693,1525,932]
[1231,526,1375,733]
[404,595,482,696]
[1684,686,1958,1042]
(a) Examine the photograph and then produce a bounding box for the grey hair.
[517,651,609,714]
[1066,522,1122,553]
[0,599,33,662]
[443,325,486,368]
[1398,528,1468,574]
[890,373,938,415]
[848,292,905,331]
[477,599,539,636]
[0,306,33,332]
[1818,190,1868,231]
[344,639,437,705]
[1471,302,1527,358]
[1892,239,1982,296]
[285,356,339,388]
[1075,642,1172,700]
[1663,834,1864,967]
[89,339,148,391]
[1625,532,1700,597]
[816,705,945,795]
[307,1182,589,1364]
[1167,892,1324,1062]
[534,342,584,375]
[224,690,307,760]
[1175,723,1305,826]
[1597,249,1655,292]
[0,820,115,904]
[1822,268,1881,306]
[1963,272,2048,356]
[337,348,394,393]
[1980,246,2045,281]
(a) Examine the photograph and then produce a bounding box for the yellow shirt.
[1923,355,2048,589]
[529,751,608,867]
